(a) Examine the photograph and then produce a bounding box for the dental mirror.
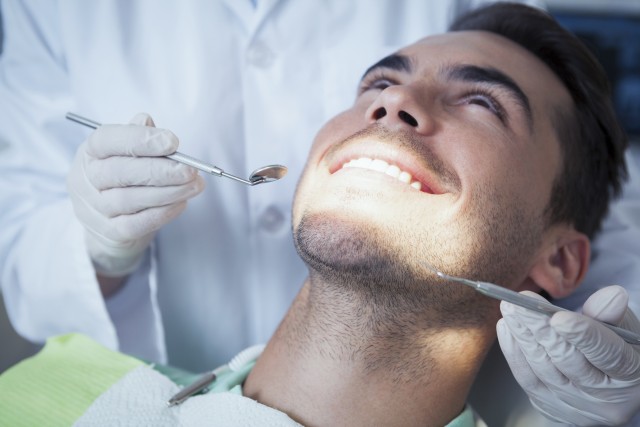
[66,112,287,187]
[249,165,288,184]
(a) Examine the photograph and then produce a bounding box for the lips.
[326,139,447,195]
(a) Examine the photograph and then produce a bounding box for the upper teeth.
[341,157,422,191]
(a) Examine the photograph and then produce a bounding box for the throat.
[243,281,491,427]
[303,281,443,384]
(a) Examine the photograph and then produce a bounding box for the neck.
[244,277,498,427]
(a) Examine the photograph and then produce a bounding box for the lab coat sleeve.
[558,148,640,315]
[0,0,160,360]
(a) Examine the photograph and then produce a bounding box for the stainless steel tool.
[424,262,640,345]
[66,112,287,186]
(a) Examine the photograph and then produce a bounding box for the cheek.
[312,108,365,155]
[293,107,369,224]
[441,126,546,215]
[292,166,318,230]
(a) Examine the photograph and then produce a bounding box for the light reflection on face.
[293,31,572,302]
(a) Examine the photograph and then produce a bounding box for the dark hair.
[449,2,628,239]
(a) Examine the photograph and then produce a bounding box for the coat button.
[246,41,275,68]
[259,205,285,232]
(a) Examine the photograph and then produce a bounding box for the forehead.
[397,31,572,120]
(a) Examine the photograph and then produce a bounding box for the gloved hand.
[497,286,640,426]
[67,113,205,277]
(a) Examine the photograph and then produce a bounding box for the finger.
[496,320,583,424]
[500,304,610,417]
[128,112,156,127]
[500,300,572,389]
[503,293,607,387]
[551,310,640,381]
[85,201,189,242]
[538,311,607,387]
[497,318,548,393]
[582,285,628,325]
[109,201,189,240]
[85,125,178,159]
[96,176,204,217]
[86,156,198,189]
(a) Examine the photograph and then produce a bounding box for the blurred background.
[550,0,640,139]
[0,5,43,371]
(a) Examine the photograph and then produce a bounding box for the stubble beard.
[290,124,545,382]
[292,192,542,383]
[293,185,543,331]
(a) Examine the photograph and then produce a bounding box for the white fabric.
[73,342,481,427]
[73,365,302,427]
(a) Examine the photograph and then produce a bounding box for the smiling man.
[245,35,570,426]
[242,4,630,427]
[0,3,633,427]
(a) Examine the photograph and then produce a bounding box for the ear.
[525,227,590,299]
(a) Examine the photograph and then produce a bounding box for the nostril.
[373,107,387,120]
[398,110,418,127]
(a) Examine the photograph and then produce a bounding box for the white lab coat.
[0,0,638,375]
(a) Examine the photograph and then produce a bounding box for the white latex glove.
[67,113,205,277]
[497,286,640,426]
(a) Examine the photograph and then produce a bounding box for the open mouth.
[324,132,456,196]
[340,157,426,191]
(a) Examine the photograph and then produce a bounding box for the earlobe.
[527,228,590,299]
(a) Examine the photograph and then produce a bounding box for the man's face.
[293,31,572,307]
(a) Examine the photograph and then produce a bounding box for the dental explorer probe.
[424,263,640,346]
[66,112,287,186]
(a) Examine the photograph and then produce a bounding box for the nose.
[365,85,435,135]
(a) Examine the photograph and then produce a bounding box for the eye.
[462,90,506,122]
[366,79,393,91]
[463,90,506,122]
[468,95,494,110]
[358,71,398,95]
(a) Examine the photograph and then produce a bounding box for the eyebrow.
[444,64,533,129]
[360,55,534,130]
[360,53,413,81]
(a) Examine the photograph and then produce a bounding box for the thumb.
[583,284,640,335]
[129,112,156,127]
[582,285,628,325]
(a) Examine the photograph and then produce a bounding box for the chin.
[295,210,500,326]
[294,209,436,295]
[295,210,390,276]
